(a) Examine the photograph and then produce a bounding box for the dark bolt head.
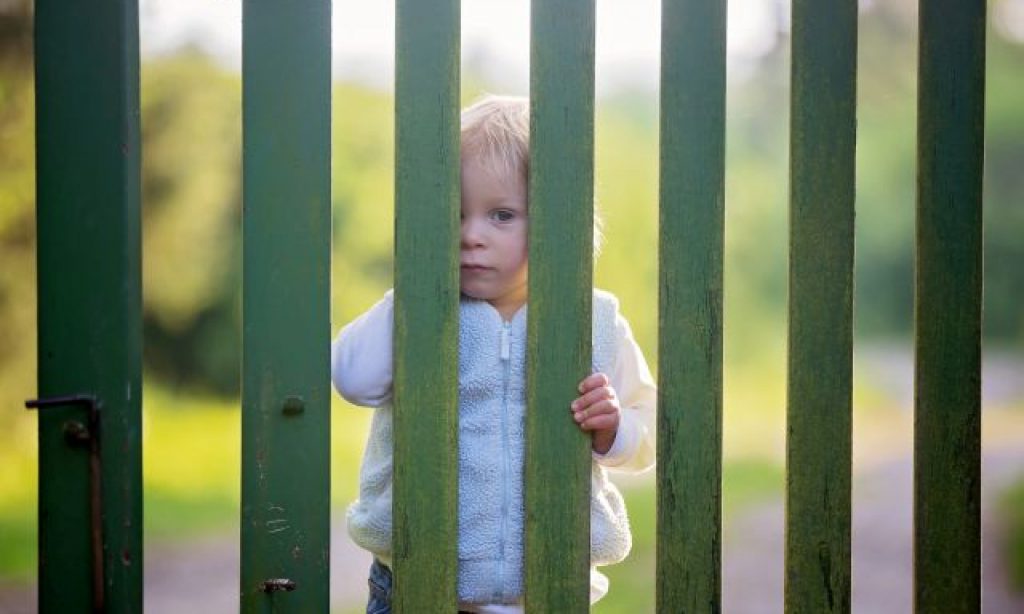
[62,420,90,445]
[282,396,305,416]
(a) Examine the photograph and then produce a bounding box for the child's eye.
[491,209,516,222]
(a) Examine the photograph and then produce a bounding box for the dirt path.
[722,445,1024,613]
[0,518,372,614]
[138,526,371,614]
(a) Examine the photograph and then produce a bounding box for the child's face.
[459,156,528,315]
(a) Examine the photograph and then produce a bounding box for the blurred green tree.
[0,0,1021,417]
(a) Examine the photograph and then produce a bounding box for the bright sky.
[139,0,784,93]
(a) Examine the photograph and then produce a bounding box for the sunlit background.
[1,0,1023,612]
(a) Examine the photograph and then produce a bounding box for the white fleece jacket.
[331,289,656,610]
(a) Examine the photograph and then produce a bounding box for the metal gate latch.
[26,393,105,613]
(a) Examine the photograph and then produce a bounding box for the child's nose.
[460,218,485,248]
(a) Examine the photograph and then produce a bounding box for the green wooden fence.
[33,1,143,612]
[525,1,596,610]
[392,0,461,609]
[239,0,333,611]
[657,0,726,610]
[785,0,857,610]
[31,0,986,612]
[915,1,986,611]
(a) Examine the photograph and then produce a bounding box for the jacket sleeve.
[593,312,657,473]
[330,290,394,407]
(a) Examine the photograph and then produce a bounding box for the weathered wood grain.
[657,0,726,611]
[914,1,985,611]
[392,0,461,610]
[786,0,857,611]
[526,0,595,611]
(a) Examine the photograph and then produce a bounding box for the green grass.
[0,434,36,582]
[0,509,35,581]
[1000,476,1024,592]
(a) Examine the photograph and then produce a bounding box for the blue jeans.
[366,559,392,614]
[366,559,476,614]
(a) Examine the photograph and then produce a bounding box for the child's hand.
[571,372,620,455]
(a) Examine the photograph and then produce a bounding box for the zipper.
[500,322,511,361]
[494,321,512,601]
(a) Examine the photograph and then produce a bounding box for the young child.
[331,94,656,613]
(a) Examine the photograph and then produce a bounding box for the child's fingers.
[575,405,620,431]
[570,385,615,413]
[573,399,619,426]
[577,372,610,394]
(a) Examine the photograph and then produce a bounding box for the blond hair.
[460,94,530,185]
[459,93,604,253]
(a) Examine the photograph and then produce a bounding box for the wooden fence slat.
[34,1,143,611]
[914,1,985,611]
[657,0,727,610]
[240,1,332,610]
[526,0,595,610]
[785,0,857,611]
[392,0,461,610]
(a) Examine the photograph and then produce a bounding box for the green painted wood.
[240,1,332,611]
[914,1,985,611]
[34,1,143,611]
[785,0,856,612]
[657,0,726,611]
[526,1,595,611]
[392,0,461,610]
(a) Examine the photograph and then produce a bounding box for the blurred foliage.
[139,52,243,394]
[0,2,36,443]
[1,1,1022,411]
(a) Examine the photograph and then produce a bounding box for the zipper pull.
[500,324,511,361]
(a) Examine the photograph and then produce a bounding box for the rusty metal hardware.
[26,394,104,613]
[260,578,298,592]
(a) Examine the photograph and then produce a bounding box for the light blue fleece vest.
[346,289,632,604]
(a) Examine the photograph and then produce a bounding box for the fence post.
[33,1,143,611]
[392,0,461,609]
[240,0,332,610]
[786,0,857,611]
[914,1,985,611]
[525,0,596,610]
[657,0,727,610]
